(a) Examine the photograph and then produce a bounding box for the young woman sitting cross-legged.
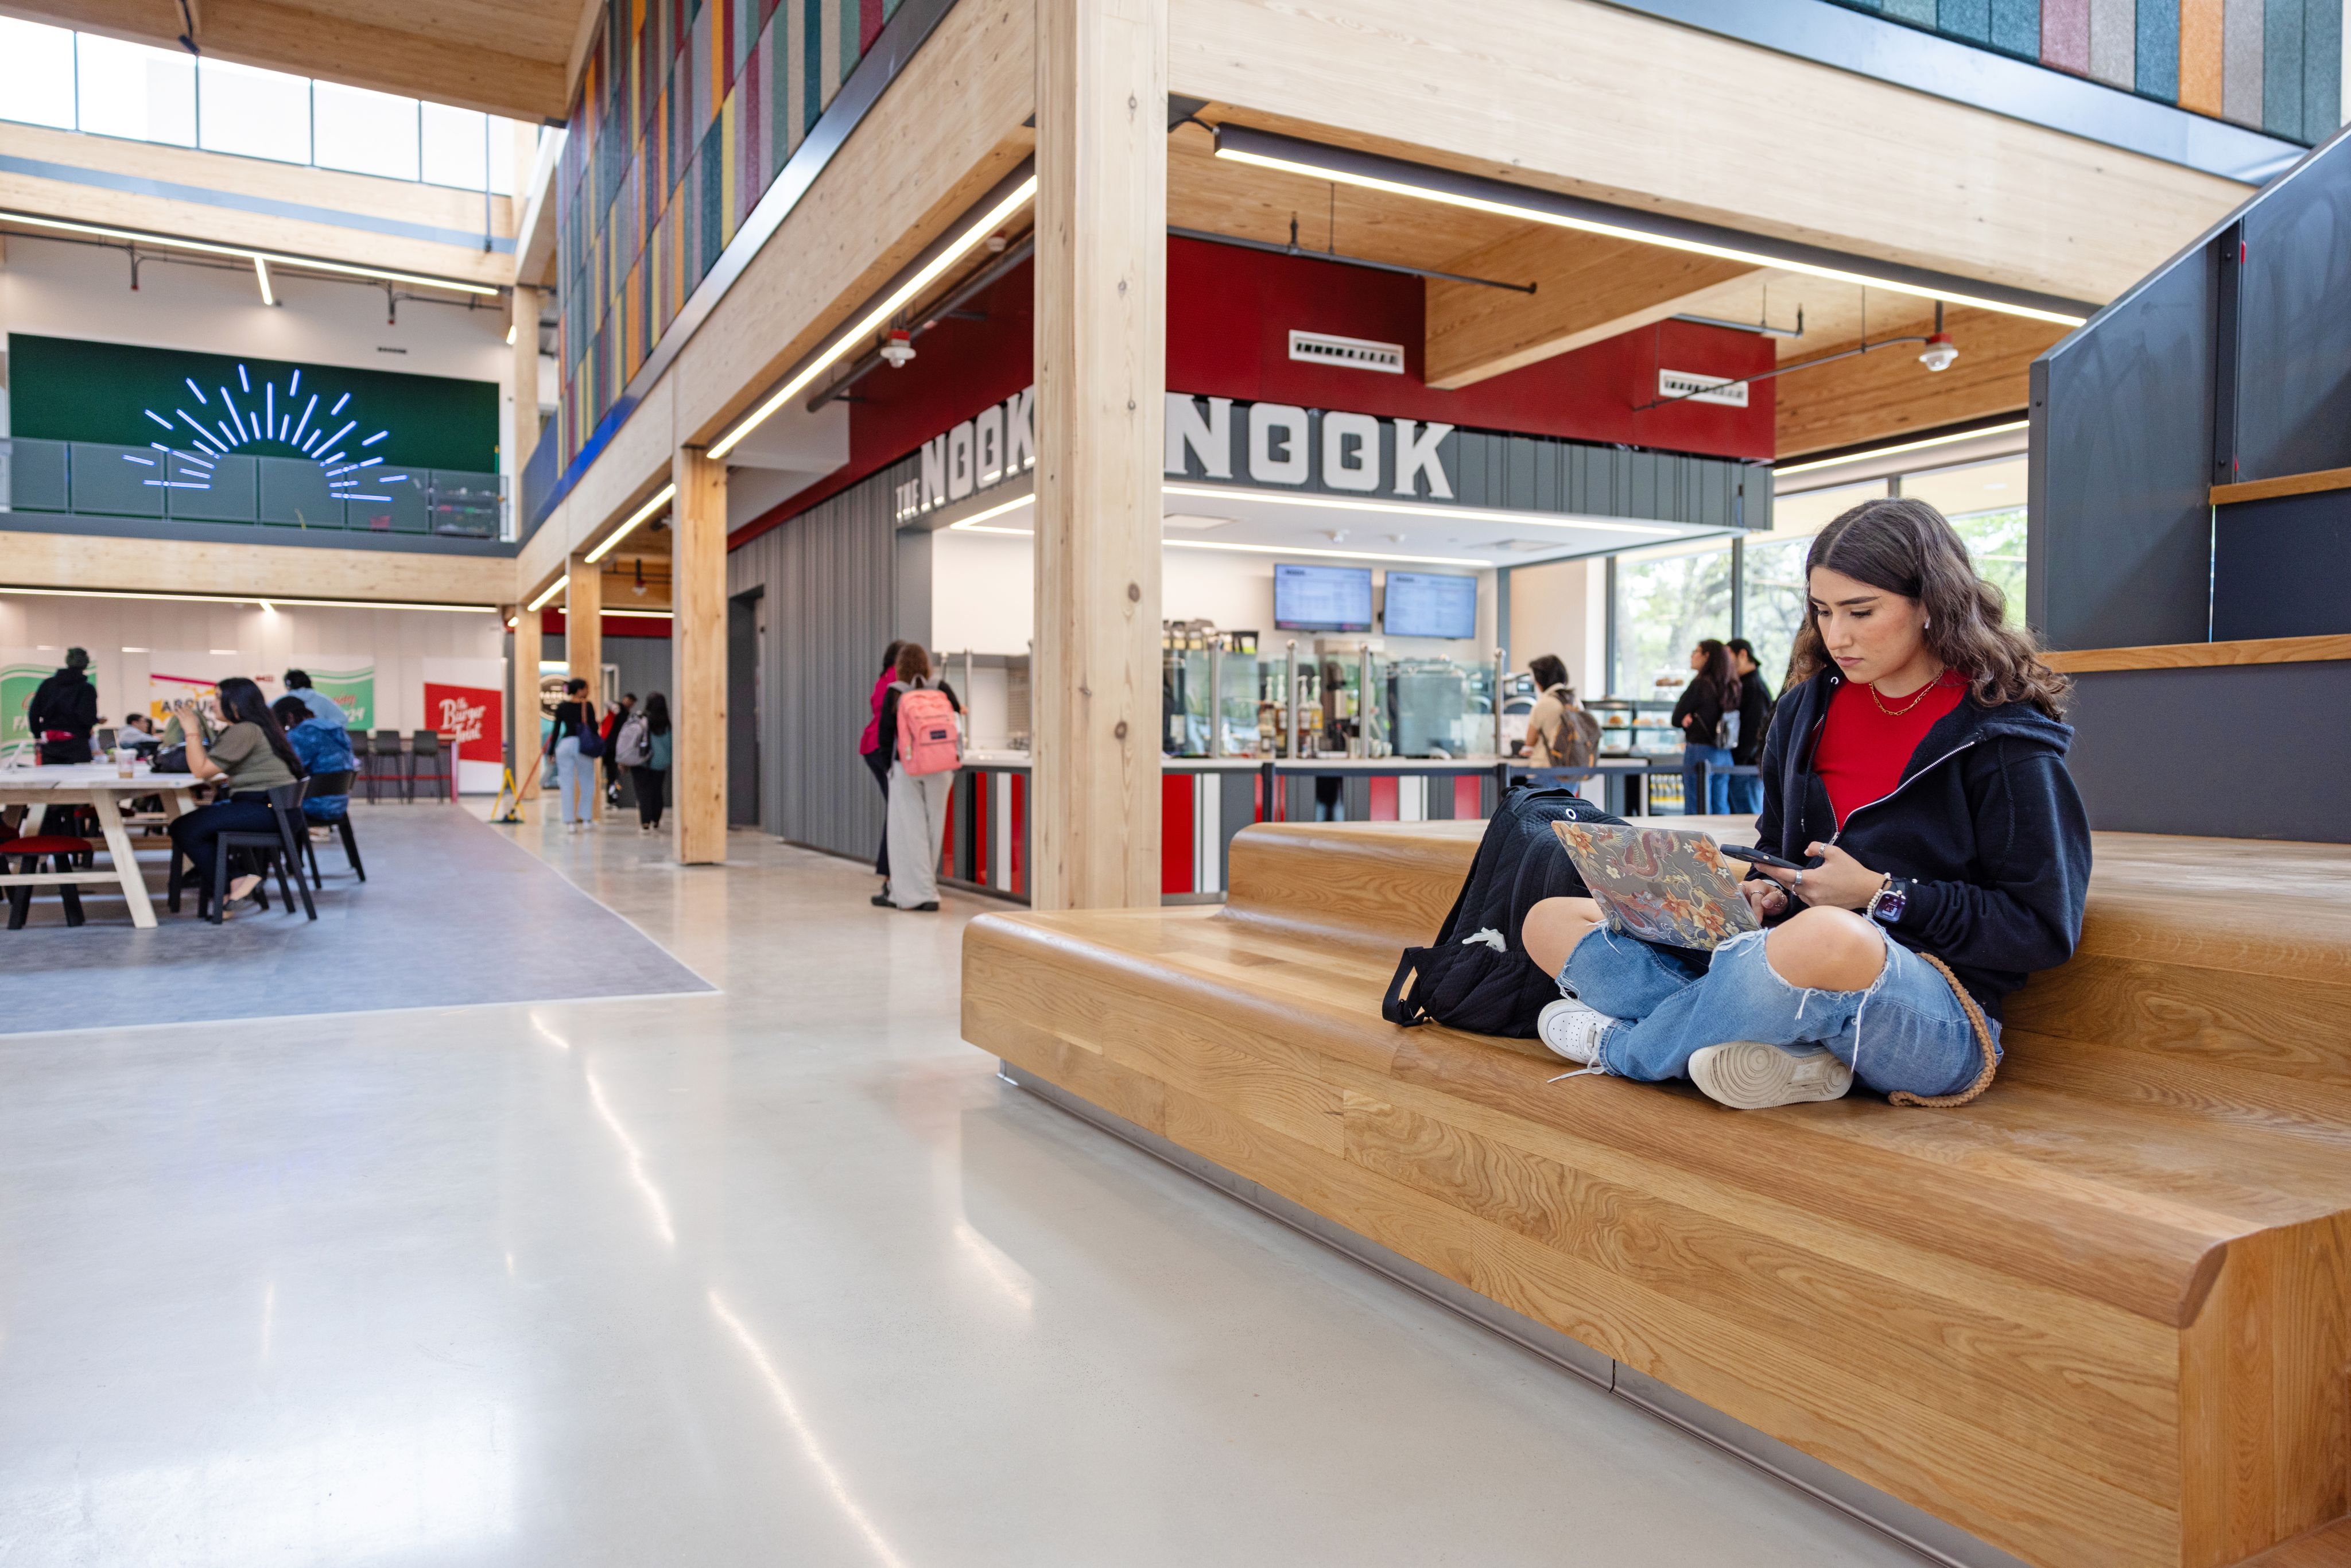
[1520,498,2091,1111]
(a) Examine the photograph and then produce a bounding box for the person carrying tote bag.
[874,645,962,911]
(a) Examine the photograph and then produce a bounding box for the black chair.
[409,731,452,803]
[207,781,316,923]
[373,729,410,802]
[349,731,376,804]
[299,771,366,887]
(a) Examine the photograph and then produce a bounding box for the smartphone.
[1720,844,1822,872]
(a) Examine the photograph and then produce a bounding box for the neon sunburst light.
[132,364,406,502]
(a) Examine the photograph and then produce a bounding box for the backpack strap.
[1382,946,1431,1026]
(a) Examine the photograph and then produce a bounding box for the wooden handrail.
[2210,467,2351,506]
[2043,633,2351,673]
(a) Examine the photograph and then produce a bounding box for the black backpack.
[1381,782,1627,1038]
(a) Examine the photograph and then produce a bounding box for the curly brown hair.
[1789,497,2069,718]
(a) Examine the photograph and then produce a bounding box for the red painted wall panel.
[1162,773,1194,893]
[732,238,1775,548]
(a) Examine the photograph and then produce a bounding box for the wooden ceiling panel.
[0,0,581,121]
[1168,119,1524,271]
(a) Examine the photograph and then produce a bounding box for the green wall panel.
[9,335,496,472]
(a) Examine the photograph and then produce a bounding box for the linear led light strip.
[1775,418,2031,476]
[709,177,1039,460]
[1164,483,1687,536]
[0,585,494,612]
[951,497,1493,566]
[0,211,502,297]
[1211,143,2089,329]
[526,576,568,612]
[585,483,676,563]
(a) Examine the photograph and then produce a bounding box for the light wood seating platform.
[963,820,2351,1568]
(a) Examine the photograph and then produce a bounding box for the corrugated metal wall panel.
[727,455,917,859]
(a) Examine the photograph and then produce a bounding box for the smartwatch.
[1867,877,1912,926]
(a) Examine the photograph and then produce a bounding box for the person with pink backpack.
[873,643,963,911]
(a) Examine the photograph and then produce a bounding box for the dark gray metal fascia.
[0,509,518,558]
[1590,0,2303,185]
[1215,125,2100,323]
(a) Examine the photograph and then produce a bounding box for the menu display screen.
[1273,563,1374,632]
[1382,571,1479,639]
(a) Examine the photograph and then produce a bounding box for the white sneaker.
[1689,1042,1855,1109]
[1537,996,1616,1068]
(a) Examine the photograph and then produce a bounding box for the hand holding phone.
[1720,844,1823,873]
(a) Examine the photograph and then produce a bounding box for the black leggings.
[863,745,891,876]
[169,794,276,899]
[630,765,667,827]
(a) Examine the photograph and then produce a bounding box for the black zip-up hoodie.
[1751,668,2092,1020]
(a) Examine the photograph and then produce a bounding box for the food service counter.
[942,751,1714,906]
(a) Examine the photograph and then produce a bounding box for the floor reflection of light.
[584,1070,676,1247]
[707,1291,913,1568]
[951,1221,1035,1315]
[528,1012,572,1052]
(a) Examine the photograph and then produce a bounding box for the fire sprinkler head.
[879,328,916,368]
[1918,332,1958,372]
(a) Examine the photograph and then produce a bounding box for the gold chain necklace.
[1869,670,1946,716]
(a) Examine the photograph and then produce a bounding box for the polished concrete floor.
[0,809,1923,1566]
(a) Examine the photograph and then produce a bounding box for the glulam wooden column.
[509,284,541,479]
[1030,0,1166,910]
[566,551,603,820]
[671,446,728,864]
[511,599,542,800]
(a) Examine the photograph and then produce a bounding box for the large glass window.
[74,33,193,146]
[1613,538,1733,701]
[1739,479,1887,694]
[314,82,421,181]
[196,57,311,164]
[0,18,520,193]
[1898,456,2029,619]
[0,18,76,129]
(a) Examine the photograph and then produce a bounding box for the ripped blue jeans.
[1558,925,1996,1099]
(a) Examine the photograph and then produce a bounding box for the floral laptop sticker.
[1550,822,1761,951]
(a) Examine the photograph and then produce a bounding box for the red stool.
[2,835,90,929]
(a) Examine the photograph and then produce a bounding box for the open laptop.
[1550,821,1761,951]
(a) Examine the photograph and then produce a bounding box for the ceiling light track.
[0,584,495,613]
[1209,125,2094,328]
[1167,223,1536,294]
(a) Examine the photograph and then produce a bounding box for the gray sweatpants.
[886,762,953,907]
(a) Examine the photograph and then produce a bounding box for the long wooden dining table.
[0,764,205,929]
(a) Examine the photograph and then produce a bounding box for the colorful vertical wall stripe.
[1828,0,2341,142]
[554,0,899,467]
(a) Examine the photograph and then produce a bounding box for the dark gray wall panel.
[2212,490,2351,638]
[2064,662,2351,840]
[2031,250,2217,649]
[726,456,912,857]
[2236,166,2351,479]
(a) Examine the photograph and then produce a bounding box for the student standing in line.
[1521,498,2089,1111]
[545,678,599,833]
[875,645,961,912]
[1670,638,1741,816]
[618,693,672,832]
[1724,637,1775,816]
[1522,654,1601,769]
[168,677,302,917]
[860,641,905,892]
[600,693,636,806]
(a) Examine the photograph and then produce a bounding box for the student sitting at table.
[273,696,354,829]
[167,677,302,918]
[117,713,162,751]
